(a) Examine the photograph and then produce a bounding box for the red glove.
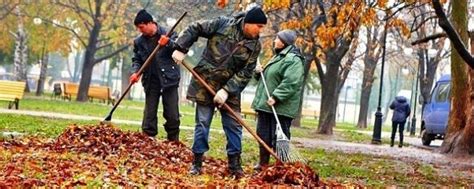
[158,35,169,46]
[129,73,140,84]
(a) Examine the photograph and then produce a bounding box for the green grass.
[1,95,395,144]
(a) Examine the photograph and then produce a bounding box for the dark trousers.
[391,121,405,146]
[142,79,180,140]
[256,111,292,164]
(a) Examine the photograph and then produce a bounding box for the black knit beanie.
[244,7,267,24]
[134,9,153,26]
[277,29,297,46]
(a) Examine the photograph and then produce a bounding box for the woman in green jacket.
[251,29,305,170]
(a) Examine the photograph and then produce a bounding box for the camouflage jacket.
[175,14,261,110]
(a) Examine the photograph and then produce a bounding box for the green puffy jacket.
[175,13,261,110]
[251,45,304,118]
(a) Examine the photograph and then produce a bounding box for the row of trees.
[226,0,473,155]
[1,0,472,155]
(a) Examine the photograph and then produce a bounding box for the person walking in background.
[130,9,181,141]
[170,6,267,177]
[389,96,411,148]
[251,29,305,170]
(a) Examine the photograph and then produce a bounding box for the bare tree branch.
[411,32,447,45]
[410,15,437,32]
[0,1,17,20]
[96,42,113,50]
[94,45,129,64]
[432,0,474,68]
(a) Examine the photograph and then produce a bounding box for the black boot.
[228,153,244,178]
[189,153,203,175]
[390,139,394,147]
[399,133,404,148]
[167,134,179,142]
[253,150,270,171]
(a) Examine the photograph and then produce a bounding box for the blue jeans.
[192,103,243,155]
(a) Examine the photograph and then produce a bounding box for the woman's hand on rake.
[267,97,276,106]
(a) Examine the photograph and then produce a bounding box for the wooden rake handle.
[180,60,281,162]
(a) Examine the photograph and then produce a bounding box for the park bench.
[63,82,79,101]
[241,103,257,120]
[88,85,115,105]
[50,83,63,100]
[0,80,26,109]
[63,82,115,105]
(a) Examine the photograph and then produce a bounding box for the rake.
[179,60,282,163]
[257,62,306,163]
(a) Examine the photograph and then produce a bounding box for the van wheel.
[421,129,432,146]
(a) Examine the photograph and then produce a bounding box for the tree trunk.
[76,4,101,102]
[77,47,96,101]
[36,52,49,96]
[357,58,377,128]
[439,0,472,155]
[415,5,442,112]
[418,49,441,113]
[317,57,341,135]
[357,26,381,128]
[12,7,29,92]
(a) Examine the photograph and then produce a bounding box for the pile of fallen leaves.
[0,124,330,187]
[249,162,319,187]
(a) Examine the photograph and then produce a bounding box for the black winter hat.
[277,29,297,46]
[134,9,153,26]
[244,7,267,24]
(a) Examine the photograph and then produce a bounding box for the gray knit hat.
[277,29,297,46]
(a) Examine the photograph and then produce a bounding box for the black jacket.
[389,96,411,122]
[131,25,180,89]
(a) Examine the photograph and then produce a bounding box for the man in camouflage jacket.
[171,6,267,177]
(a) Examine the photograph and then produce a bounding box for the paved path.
[292,137,473,169]
[334,128,444,149]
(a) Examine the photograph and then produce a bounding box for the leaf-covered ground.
[0,124,350,187]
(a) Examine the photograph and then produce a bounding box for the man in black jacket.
[130,9,180,141]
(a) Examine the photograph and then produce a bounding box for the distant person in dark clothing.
[389,96,411,147]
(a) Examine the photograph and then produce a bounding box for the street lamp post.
[410,66,419,136]
[372,20,388,144]
[406,70,415,133]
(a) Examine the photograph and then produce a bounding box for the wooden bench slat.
[0,80,26,109]
[62,83,114,105]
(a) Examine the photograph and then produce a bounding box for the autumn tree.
[23,1,72,96]
[356,19,385,128]
[270,1,411,134]
[37,1,136,102]
[430,0,474,155]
